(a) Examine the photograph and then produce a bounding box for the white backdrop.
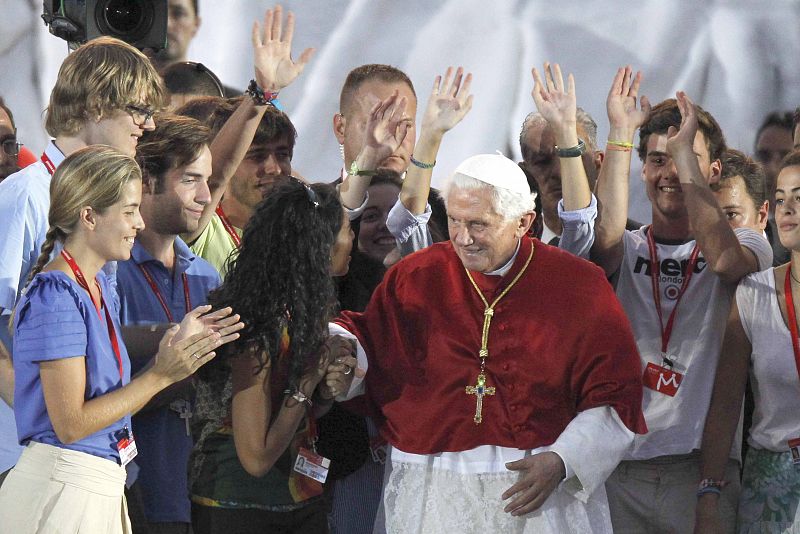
[2,0,799,224]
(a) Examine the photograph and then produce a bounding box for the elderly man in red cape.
[330,153,646,533]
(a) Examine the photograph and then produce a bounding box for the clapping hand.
[665,91,698,157]
[606,66,650,137]
[420,66,474,136]
[173,305,244,345]
[252,5,315,93]
[531,62,576,131]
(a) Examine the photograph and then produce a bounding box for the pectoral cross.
[465,372,495,424]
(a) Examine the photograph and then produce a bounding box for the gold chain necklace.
[463,243,534,424]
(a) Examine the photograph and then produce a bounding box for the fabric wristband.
[245,79,281,109]
[607,139,635,149]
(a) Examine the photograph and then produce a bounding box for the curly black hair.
[200,178,344,391]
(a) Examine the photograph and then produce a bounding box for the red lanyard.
[215,205,241,248]
[40,152,56,175]
[60,249,124,380]
[646,226,701,358]
[136,264,191,323]
[783,265,800,381]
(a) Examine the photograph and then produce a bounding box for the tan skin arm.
[339,94,410,210]
[667,92,759,284]
[531,62,590,212]
[592,67,651,277]
[183,5,315,243]
[41,328,224,445]
[694,299,750,534]
[400,67,473,215]
[231,336,353,477]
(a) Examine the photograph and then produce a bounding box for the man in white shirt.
[556,67,772,533]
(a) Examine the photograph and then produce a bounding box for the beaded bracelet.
[696,486,722,498]
[410,155,435,169]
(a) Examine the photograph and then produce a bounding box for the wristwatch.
[348,160,378,177]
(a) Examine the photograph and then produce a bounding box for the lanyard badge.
[782,265,800,466]
[292,404,331,483]
[115,426,138,466]
[641,228,698,397]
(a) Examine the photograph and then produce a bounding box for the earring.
[339,143,345,161]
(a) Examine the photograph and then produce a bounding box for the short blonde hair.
[45,36,166,137]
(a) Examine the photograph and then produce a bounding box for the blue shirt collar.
[130,237,196,274]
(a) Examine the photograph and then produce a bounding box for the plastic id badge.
[642,362,683,397]
[294,447,331,483]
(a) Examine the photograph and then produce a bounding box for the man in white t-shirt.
[557,68,772,533]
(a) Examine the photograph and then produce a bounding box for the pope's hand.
[502,451,566,516]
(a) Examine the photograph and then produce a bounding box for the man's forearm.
[675,149,758,282]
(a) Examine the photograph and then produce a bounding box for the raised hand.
[606,66,651,134]
[421,67,474,135]
[665,91,699,157]
[359,91,411,165]
[252,5,315,93]
[531,62,576,130]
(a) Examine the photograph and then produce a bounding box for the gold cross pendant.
[465,372,496,424]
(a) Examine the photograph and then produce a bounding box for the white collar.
[484,240,521,277]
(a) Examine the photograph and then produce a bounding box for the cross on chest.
[170,400,193,436]
[465,372,495,425]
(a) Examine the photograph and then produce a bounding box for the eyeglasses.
[289,175,319,209]
[125,104,156,126]
[1,138,21,157]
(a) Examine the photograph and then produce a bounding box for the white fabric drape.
[2,0,799,224]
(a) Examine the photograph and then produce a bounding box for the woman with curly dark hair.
[189,178,356,534]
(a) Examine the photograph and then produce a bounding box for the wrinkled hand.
[420,66,474,135]
[502,452,565,516]
[252,5,315,93]
[173,305,244,345]
[531,62,576,129]
[665,91,698,157]
[606,66,650,132]
[359,91,411,164]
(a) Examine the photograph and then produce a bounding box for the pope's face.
[447,187,533,273]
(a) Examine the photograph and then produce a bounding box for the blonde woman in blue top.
[0,145,243,534]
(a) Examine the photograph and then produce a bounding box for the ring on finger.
[343,366,352,375]
[192,353,200,360]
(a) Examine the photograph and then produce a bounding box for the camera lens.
[103,0,143,33]
[96,0,153,40]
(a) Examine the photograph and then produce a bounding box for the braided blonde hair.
[10,146,141,335]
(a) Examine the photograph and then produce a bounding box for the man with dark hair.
[182,6,312,278]
[118,113,221,534]
[557,67,772,532]
[714,149,768,233]
[162,61,224,110]
[0,97,20,181]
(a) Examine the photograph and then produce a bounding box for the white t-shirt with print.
[616,226,772,461]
